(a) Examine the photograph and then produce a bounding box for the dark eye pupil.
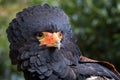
[36,32,43,37]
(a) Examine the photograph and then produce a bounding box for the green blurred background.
[0,0,120,80]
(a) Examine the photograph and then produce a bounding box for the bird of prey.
[6,4,120,80]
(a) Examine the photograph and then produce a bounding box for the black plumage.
[7,4,120,80]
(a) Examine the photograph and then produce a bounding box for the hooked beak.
[36,32,62,49]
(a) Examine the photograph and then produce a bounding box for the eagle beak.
[55,38,61,50]
[36,32,62,49]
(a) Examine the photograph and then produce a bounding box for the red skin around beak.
[36,32,62,48]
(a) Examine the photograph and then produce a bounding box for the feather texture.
[6,4,120,80]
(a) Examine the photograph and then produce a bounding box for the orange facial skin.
[36,32,62,48]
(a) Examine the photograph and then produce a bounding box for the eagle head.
[6,4,80,80]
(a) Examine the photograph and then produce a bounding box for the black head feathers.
[6,4,78,65]
[16,4,69,30]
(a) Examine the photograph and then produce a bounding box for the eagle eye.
[36,32,43,37]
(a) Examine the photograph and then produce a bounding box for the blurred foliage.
[0,0,120,80]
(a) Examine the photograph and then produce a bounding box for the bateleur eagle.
[6,4,120,80]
